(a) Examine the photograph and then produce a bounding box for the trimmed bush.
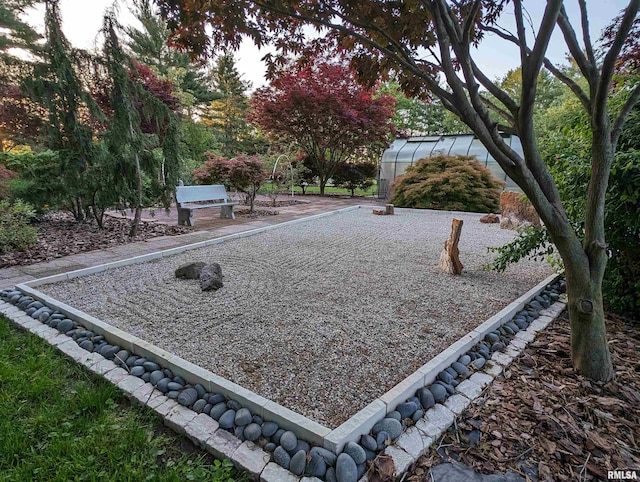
[389,154,504,213]
[0,200,38,253]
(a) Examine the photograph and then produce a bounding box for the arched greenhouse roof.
[378,134,522,198]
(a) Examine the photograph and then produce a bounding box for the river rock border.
[0,277,566,482]
[0,206,568,482]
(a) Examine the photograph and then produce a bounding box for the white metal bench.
[175,185,239,226]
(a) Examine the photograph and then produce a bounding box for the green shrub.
[0,200,38,253]
[389,154,504,213]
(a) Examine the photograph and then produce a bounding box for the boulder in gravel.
[200,263,223,291]
[175,262,206,280]
[479,213,500,224]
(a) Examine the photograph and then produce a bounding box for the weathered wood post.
[438,218,464,275]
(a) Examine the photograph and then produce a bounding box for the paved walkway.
[0,195,379,289]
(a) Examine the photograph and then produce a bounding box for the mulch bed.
[0,211,190,268]
[407,312,640,481]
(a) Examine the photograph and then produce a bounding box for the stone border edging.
[2,206,567,482]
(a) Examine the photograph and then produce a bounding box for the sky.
[24,0,632,90]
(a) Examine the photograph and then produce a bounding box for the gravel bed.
[40,208,553,428]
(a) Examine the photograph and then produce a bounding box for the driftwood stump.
[438,218,464,275]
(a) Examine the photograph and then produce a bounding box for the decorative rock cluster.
[175,261,223,292]
[0,277,565,482]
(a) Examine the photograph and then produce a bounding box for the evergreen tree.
[22,0,101,220]
[202,54,254,157]
[0,0,40,60]
[101,12,180,235]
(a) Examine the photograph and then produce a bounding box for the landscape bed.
[37,207,552,428]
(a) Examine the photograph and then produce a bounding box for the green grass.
[0,316,244,482]
[263,183,377,197]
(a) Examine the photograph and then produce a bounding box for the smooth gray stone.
[101,345,120,360]
[485,332,500,343]
[491,342,505,352]
[417,387,435,409]
[57,319,74,333]
[364,448,376,461]
[372,418,402,439]
[141,372,151,382]
[114,350,131,366]
[272,429,285,445]
[130,366,145,377]
[126,356,139,367]
[252,415,263,425]
[458,354,471,365]
[194,384,206,398]
[291,440,310,456]
[376,431,389,450]
[178,388,198,407]
[273,446,291,469]
[243,423,262,442]
[235,408,252,426]
[167,390,179,399]
[167,382,183,391]
[505,322,520,333]
[336,453,358,482]
[234,426,244,440]
[134,358,147,366]
[218,409,236,429]
[310,446,337,467]
[264,443,276,453]
[261,421,279,438]
[396,401,418,419]
[439,370,455,383]
[79,340,94,352]
[210,402,228,421]
[306,452,327,477]
[451,362,470,378]
[326,467,337,482]
[173,375,186,385]
[412,409,425,422]
[25,307,36,316]
[208,393,225,405]
[143,361,160,372]
[473,358,486,369]
[203,403,213,415]
[27,301,44,310]
[279,431,298,452]
[429,461,524,482]
[156,378,171,393]
[31,307,48,319]
[360,434,377,452]
[387,410,401,421]
[192,399,207,413]
[289,450,306,476]
[430,383,447,402]
[357,463,366,480]
[343,442,366,465]
[163,368,174,378]
[226,399,241,411]
[150,370,165,385]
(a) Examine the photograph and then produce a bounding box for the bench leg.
[220,205,235,220]
[177,207,194,226]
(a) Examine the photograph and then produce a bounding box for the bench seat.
[175,185,239,226]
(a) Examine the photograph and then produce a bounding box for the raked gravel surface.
[40,207,553,428]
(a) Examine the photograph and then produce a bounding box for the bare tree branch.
[612,82,640,147]
[480,95,515,127]
[542,57,591,110]
[578,0,595,66]
[470,58,519,114]
[556,5,595,82]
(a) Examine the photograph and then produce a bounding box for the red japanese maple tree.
[249,61,395,195]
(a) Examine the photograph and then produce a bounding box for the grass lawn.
[0,316,244,482]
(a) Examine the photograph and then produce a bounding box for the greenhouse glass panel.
[448,135,475,157]
[378,134,524,198]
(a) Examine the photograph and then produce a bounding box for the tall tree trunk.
[129,153,143,237]
[319,178,326,195]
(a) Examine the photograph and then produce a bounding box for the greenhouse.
[378,134,523,198]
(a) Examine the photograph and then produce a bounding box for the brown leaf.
[369,454,395,482]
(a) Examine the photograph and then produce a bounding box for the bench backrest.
[176,185,230,205]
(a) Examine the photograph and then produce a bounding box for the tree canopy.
[249,59,396,194]
[155,0,640,382]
